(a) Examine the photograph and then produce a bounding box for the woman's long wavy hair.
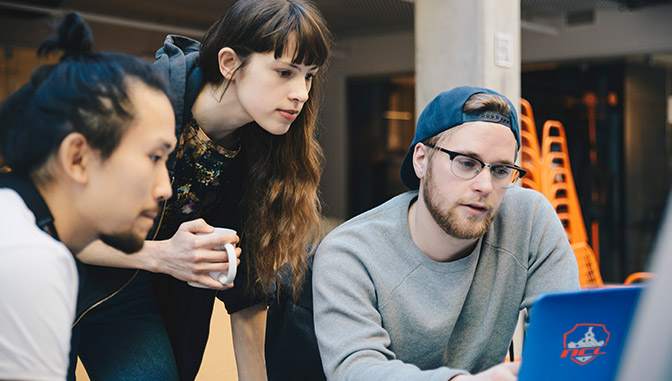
[199,0,332,297]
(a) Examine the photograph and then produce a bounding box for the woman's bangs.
[270,8,330,67]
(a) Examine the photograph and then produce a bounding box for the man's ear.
[57,132,93,185]
[218,47,241,81]
[412,143,430,181]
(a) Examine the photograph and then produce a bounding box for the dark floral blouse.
[151,117,242,240]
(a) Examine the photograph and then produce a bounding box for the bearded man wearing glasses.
[312,86,580,381]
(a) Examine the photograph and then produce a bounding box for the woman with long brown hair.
[73,1,332,379]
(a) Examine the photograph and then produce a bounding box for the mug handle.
[214,243,237,285]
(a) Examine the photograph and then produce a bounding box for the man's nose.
[471,166,494,195]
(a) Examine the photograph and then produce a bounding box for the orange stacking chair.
[537,116,650,288]
[546,170,588,243]
[519,98,542,191]
[520,98,535,120]
[539,120,604,288]
[571,241,604,288]
[623,272,653,285]
[520,115,542,191]
[540,120,588,245]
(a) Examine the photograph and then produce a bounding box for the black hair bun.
[38,12,93,58]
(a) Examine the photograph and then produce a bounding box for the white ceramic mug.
[188,227,237,288]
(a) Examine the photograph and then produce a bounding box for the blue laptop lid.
[519,286,644,381]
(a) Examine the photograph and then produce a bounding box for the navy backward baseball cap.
[400,86,520,190]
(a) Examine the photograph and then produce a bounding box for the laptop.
[518,286,644,381]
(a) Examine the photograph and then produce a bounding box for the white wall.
[319,31,414,219]
[415,0,520,110]
[522,4,672,64]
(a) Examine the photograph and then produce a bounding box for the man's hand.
[149,218,241,289]
[452,361,520,381]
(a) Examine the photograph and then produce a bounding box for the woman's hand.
[148,218,241,290]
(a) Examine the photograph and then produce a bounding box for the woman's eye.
[150,155,161,163]
[305,73,315,81]
[277,70,292,78]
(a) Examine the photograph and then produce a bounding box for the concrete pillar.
[415,0,523,358]
[415,0,520,112]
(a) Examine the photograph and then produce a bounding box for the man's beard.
[100,230,144,254]
[422,165,497,240]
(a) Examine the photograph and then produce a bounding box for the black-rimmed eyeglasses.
[424,143,527,188]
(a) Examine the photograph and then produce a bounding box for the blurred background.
[1,0,670,291]
[3,1,671,379]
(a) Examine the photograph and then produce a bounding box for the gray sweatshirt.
[313,187,580,380]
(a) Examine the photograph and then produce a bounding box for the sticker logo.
[560,324,609,365]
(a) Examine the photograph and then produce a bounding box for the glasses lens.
[445,149,522,188]
[492,166,519,188]
[491,166,513,180]
[451,155,482,179]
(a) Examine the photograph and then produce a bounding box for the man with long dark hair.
[0,13,176,379]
